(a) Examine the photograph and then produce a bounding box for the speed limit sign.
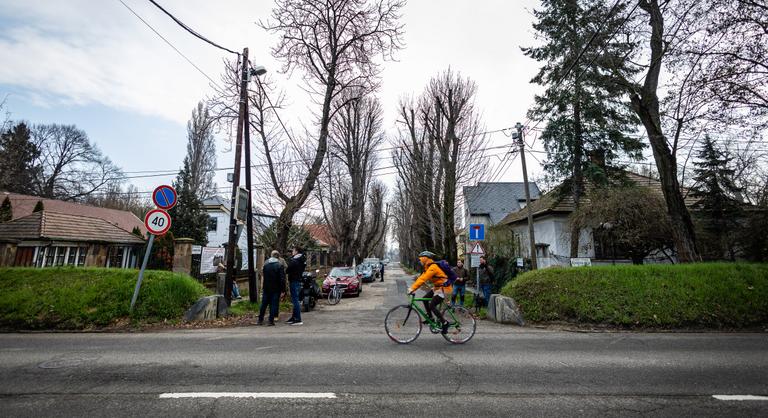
[144,209,171,235]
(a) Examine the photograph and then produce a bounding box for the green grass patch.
[501,263,768,328]
[0,267,210,330]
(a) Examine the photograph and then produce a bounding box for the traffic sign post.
[469,242,485,310]
[152,185,177,210]
[469,223,485,241]
[130,207,172,312]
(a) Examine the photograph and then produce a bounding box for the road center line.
[159,392,337,399]
[712,395,768,401]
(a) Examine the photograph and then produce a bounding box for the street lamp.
[249,65,267,78]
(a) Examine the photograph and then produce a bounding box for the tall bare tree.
[30,124,122,201]
[392,69,487,265]
[185,101,217,199]
[252,0,405,252]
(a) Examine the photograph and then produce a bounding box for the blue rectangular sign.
[469,223,485,241]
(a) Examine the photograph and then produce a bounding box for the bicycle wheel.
[328,288,341,305]
[441,306,476,344]
[384,305,422,344]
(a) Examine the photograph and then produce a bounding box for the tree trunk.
[629,0,699,262]
[570,89,584,258]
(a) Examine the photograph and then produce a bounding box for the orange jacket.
[409,261,453,295]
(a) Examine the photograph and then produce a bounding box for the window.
[208,216,218,232]
[44,247,55,267]
[77,247,87,266]
[107,247,125,268]
[67,247,77,265]
[54,247,66,266]
[35,247,46,267]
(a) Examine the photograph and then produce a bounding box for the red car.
[322,267,361,297]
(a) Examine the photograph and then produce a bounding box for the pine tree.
[0,196,12,222]
[0,122,40,194]
[691,135,742,260]
[168,158,209,245]
[33,200,44,212]
[523,0,644,256]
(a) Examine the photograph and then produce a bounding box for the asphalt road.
[1,264,766,417]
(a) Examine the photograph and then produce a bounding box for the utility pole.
[516,122,538,270]
[243,86,257,303]
[224,47,249,306]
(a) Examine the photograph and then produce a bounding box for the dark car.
[322,267,361,297]
[356,264,375,283]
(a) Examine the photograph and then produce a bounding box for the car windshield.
[330,267,354,277]
[357,265,371,272]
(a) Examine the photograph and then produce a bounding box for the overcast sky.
[0,0,554,208]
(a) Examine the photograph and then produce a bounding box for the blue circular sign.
[152,185,177,210]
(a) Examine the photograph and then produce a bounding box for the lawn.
[501,263,768,328]
[0,267,209,330]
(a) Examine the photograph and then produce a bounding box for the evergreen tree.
[690,135,743,260]
[524,0,644,256]
[0,122,40,194]
[168,158,209,245]
[33,200,44,212]
[0,196,12,222]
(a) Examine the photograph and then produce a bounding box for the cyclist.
[408,250,452,334]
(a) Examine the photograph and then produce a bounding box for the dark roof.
[0,211,145,244]
[499,172,699,225]
[2,192,145,235]
[464,182,541,224]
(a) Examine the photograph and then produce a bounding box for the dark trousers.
[422,289,446,324]
[289,281,302,321]
[258,290,280,322]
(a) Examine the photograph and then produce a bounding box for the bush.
[0,267,209,329]
[501,263,768,328]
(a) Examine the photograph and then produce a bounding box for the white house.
[498,172,690,267]
[202,196,277,268]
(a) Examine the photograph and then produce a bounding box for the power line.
[115,0,225,91]
[147,0,240,55]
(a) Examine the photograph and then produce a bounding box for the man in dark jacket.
[451,260,470,306]
[257,250,286,326]
[285,246,307,325]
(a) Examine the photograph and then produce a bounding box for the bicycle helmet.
[418,250,436,259]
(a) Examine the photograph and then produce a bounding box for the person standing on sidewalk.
[257,250,285,326]
[285,246,307,325]
[451,260,469,306]
[478,255,494,307]
[379,262,385,282]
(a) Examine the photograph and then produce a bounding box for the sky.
[0,0,551,210]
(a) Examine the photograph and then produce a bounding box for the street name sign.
[469,223,485,241]
[570,258,592,267]
[152,185,177,210]
[144,209,172,235]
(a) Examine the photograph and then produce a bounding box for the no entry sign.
[144,209,172,235]
[152,185,177,210]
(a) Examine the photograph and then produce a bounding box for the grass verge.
[0,267,209,330]
[501,263,768,329]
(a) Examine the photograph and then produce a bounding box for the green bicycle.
[384,293,476,344]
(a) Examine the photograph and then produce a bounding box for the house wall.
[206,211,230,247]
[510,214,593,266]
[0,243,17,267]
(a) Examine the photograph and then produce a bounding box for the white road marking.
[159,392,337,399]
[712,395,768,401]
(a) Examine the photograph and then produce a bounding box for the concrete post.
[172,238,195,275]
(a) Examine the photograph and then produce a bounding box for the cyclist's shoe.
[441,321,450,335]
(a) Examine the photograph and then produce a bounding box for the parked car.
[322,267,361,297]
[383,258,390,265]
[357,264,376,283]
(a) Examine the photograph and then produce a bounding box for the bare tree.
[317,93,387,262]
[392,69,488,264]
[30,124,122,201]
[185,101,217,199]
[251,0,404,252]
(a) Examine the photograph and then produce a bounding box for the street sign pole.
[130,234,155,312]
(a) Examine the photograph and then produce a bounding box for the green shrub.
[501,263,768,328]
[0,267,209,329]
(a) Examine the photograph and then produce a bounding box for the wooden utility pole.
[224,47,249,306]
[516,122,538,270]
[243,86,257,303]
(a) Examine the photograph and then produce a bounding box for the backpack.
[434,260,459,286]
